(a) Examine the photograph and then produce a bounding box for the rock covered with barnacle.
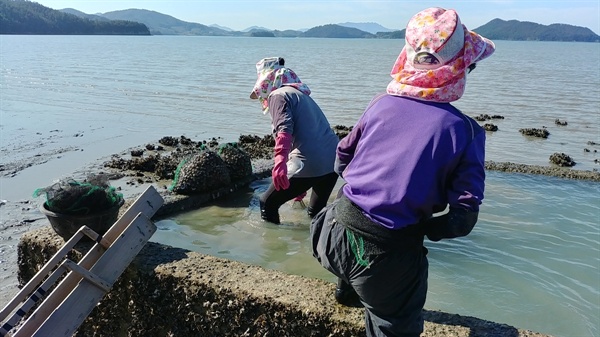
[170,150,231,194]
[549,152,576,167]
[218,143,253,181]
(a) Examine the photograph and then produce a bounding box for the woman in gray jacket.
[250,57,339,224]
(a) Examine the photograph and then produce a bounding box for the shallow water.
[1,38,599,193]
[154,171,600,337]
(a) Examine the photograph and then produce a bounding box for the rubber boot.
[307,206,317,219]
[260,201,280,224]
[334,278,363,308]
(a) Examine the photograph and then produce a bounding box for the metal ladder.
[0,185,164,337]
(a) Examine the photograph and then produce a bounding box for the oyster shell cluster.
[170,150,232,195]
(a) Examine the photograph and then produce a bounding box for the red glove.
[272,132,292,191]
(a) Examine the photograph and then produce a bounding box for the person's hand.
[272,155,290,190]
[423,208,479,242]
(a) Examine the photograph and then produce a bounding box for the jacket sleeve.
[447,126,486,212]
[335,118,364,178]
[425,120,485,242]
[268,93,294,135]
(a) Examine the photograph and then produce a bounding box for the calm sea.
[1,36,599,337]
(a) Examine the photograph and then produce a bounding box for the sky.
[32,0,600,35]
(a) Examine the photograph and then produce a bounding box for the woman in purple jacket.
[311,7,495,337]
[250,57,339,224]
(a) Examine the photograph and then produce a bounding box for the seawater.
[1,36,599,336]
[153,172,599,337]
[1,36,599,175]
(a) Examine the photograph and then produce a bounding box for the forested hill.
[474,19,599,42]
[0,0,150,35]
[303,24,375,38]
[1,0,598,41]
[99,8,228,36]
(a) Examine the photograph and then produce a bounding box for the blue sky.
[33,1,600,34]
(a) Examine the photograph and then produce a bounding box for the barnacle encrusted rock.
[218,143,253,181]
[171,151,231,194]
[549,152,576,167]
[519,128,549,138]
[483,123,498,132]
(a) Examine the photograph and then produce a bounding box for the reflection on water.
[153,172,600,337]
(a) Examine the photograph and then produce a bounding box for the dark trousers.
[260,172,339,224]
[311,199,428,337]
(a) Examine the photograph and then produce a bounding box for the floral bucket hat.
[386,7,495,103]
[250,57,311,114]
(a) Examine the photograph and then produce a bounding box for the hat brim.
[465,28,495,64]
[478,36,495,62]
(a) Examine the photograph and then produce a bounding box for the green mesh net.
[33,174,123,215]
[168,158,189,191]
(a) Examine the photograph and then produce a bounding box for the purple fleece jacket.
[336,94,485,230]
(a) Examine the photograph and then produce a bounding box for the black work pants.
[259,172,339,224]
[311,198,428,337]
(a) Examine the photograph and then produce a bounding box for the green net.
[33,174,123,215]
[168,158,189,191]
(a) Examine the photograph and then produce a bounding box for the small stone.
[483,124,498,132]
[131,149,144,157]
[549,153,576,167]
[554,119,568,126]
[519,128,549,138]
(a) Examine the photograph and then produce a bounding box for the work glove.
[291,191,307,209]
[272,132,293,191]
[293,191,307,201]
[423,208,479,242]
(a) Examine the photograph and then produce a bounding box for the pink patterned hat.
[386,7,495,103]
[250,57,311,114]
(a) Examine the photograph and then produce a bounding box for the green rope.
[346,228,369,267]
[169,158,189,191]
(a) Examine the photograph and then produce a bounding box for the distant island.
[1,0,598,42]
[0,0,150,35]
